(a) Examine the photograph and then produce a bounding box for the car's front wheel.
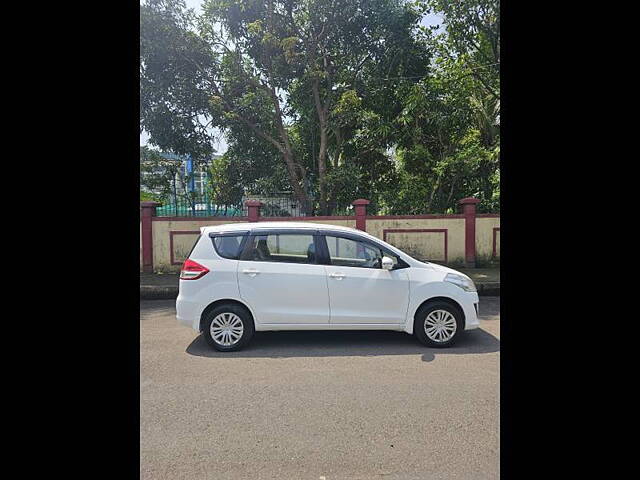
[414,301,463,348]
[202,304,254,352]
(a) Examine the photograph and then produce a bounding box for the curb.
[140,285,178,300]
[140,283,500,300]
[476,283,500,297]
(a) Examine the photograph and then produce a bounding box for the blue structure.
[159,152,195,192]
[186,156,195,192]
[149,151,241,217]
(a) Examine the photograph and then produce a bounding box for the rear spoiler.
[205,229,250,237]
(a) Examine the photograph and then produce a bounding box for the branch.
[267,83,291,147]
[353,52,372,79]
[236,112,286,153]
[471,70,499,99]
[175,44,288,153]
[259,38,294,154]
[286,3,304,38]
[312,78,327,128]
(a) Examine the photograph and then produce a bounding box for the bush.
[140,191,161,202]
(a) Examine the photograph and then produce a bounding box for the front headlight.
[444,273,477,292]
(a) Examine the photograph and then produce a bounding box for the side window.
[245,233,317,264]
[212,235,245,260]
[326,236,385,268]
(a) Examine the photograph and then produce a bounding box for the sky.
[140,0,441,153]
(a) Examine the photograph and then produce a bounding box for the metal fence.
[155,195,247,217]
[153,193,310,217]
[250,196,307,217]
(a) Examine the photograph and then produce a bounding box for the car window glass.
[247,233,316,264]
[326,236,385,268]
[212,235,244,259]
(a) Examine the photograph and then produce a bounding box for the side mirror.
[381,256,394,270]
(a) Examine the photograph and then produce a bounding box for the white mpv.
[176,222,480,351]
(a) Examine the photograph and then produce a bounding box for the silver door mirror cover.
[381,256,394,270]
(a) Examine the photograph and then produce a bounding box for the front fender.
[403,281,479,334]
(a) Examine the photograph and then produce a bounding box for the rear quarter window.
[212,235,245,259]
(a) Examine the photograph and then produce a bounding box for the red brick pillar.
[459,197,480,268]
[352,199,370,231]
[246,200,263,222]
[140,201,161,273]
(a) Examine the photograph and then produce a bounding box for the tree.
[141,0,428,214]
[139,146,183,206]
[140,0,216,166]
[140,0,500,215]
[380,0,500,213]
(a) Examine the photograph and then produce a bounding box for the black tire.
[202,304,254,352]
[414,301,464,348]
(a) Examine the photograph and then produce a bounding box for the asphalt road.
[141,297,500,480]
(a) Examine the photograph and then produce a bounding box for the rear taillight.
[180,259,209,280]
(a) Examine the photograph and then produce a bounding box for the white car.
[176,222,480,351]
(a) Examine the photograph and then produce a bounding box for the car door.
[237,230,330,325]
[321,234,410,325]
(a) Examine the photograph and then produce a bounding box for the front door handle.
[242,269,260,277]
[329,272,345,280]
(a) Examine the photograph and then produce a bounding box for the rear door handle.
[329,272,345,279]
[242,269,260,277]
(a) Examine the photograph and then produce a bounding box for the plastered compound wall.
[143,214,499,272]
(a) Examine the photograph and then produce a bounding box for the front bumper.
[463,292,481,330]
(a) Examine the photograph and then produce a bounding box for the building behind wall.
[140,152,221,199]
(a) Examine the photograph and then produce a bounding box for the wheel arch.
[413,296,466,331]
[199,298,256,332]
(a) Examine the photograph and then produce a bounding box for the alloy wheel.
[210,312,244,346]
[424,309,457,343]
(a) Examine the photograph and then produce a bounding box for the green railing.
[154,197,246,217]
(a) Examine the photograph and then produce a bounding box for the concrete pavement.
[140,297,500,479]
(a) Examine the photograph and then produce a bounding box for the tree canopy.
[140,0,500,214]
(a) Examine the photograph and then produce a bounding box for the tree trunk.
[317,130,328,215]
[333,126,343,167]
[312,79,329,215]
[211,78,314,215]
[265,78,313,215]
[428,171,443,213]
[283,150,312,215]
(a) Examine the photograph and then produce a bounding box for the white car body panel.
[238,261,330,326]
[324,264,410,324]
[176,222,479,336]
[176,256,244,331]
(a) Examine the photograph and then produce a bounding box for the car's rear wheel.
[414,301,463,348]
[202,304,254,352]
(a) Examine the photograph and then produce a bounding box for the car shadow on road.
[185,327,499,362]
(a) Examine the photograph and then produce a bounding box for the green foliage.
[140,0,500,215]
[208,154,244,206]
[387,0,500,213]
[140,191,162,202]
[475,254,500,268]
[140,0,216,161]
[139,146,182,202]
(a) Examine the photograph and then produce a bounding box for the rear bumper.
[176,295,201,331]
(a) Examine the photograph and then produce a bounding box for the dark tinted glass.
[213,235,244,259]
